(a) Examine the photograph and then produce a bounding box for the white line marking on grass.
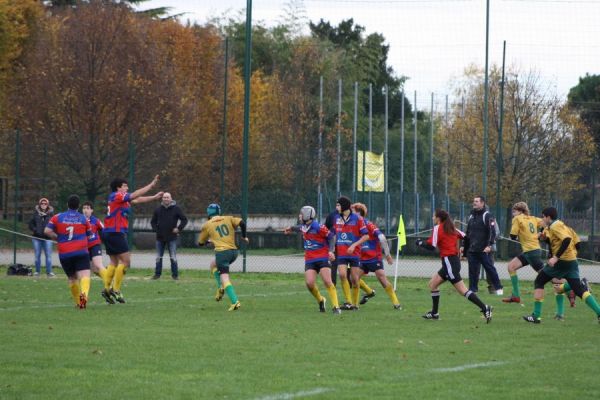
[432,361,507,373]
[253,387,333,400]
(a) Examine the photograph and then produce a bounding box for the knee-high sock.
[359,279,374,295]
[326,285,339,308]
[69,282,80,305]
[555,293,565,316]
[340,278,352,303]
[583,292,600,315]
[559,282,570,294]
[384,283,400,305]
[212,269,222,289]
[96,268,111,290]
[105,264,116,286]
[510,272,520,298]
[533,299,543,318]
[113,264,126,291]
[224,282,238,304]
[352,285,360,306]
[309,286,323,302]
[80,276,91,298]
[431,290,440,313]
[465,290,485,312]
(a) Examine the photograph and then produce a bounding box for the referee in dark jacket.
[151,192,188,280]
[462,195,503,294]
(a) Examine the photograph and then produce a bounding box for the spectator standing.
[151,192,188,280]
[462,195,503,295]
[28,198,55,277]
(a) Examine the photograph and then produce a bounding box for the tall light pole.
[483,0,490,198]
[241,0,252,272]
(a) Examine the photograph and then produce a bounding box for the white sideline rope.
[454,220,600,266]
[0,227,55,243]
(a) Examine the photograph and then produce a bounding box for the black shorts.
[89,244,102,260]
[337,258,360,268]
[437,255,462,284]
[305,261,331,272]
[104,232,129,255]
[517,249,544,272]
[60,254,90,278]
[360,261,384,274]
[215,250,239,274]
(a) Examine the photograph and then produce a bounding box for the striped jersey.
[335,212,368,261]
[47,210,92,259]
[426,224,465,258]
[86,215,104,248]
[360,219,383,263]
[300,220,334,264]
[104,191,131,233]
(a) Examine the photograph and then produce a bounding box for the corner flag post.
[394,215,407,290]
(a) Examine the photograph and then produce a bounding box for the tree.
[13,1,182,202]
[568,74,600,152]
[445,66,594,206]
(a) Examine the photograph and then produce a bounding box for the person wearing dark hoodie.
[150,192,188,280]
[28,198,55,277]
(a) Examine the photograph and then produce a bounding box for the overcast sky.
[140,0,600,110]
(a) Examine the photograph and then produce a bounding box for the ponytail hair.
[435,209,456,235]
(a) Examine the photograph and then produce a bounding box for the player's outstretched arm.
[130,175,159,200]
[131,191,164,205]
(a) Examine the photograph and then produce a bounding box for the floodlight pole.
[483,0,490,198]
[241,0,252,273]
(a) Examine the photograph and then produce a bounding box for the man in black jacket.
[462,196,503,294]
[28,198,55,277]
[151,192,188,280]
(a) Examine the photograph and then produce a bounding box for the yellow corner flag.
[397,215,407,249]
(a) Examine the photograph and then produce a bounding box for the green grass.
[1,269,599,400]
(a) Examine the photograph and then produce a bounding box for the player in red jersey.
[44,195,93,309]
[285,206,341,315]
[350,203,401,310]
[103,175,163,303]
[416,209,492,323]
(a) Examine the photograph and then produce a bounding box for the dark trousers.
[467,252,502,292]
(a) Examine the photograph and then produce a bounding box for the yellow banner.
[357,151,384,192]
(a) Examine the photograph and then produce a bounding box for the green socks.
[510,272,520,298]
[555,294,565,316]
[224,282,238,304]
[533,299,543,318]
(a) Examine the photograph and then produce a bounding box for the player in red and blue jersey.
[285,206,341,315]
[44,195,92,309]
[333,196,371,310]
[416,209,492,322]
[350,203,401,310]
[103,175,163,303]
[81,201,114,304]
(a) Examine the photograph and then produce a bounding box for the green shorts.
[215,250,239,274]
[541,259,579,280]
[519,249,543,272]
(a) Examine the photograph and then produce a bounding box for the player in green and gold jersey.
[198,204,248,311]
[523,207,600,324]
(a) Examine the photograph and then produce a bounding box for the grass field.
[1,269,599,400]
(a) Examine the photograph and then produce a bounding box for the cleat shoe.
[568,290,576,307]
[78,293,87,309]
[554,314,565,321]
[523,314,541,324]
[111,290,125,304]
[101,289,115,304]
[319,297,327,313]
[341,302,354,310]
[359,290,376,305]
[215,288,225,302]
[332,307,342,315]
[349,305,359,311]
[393,304,402,310]
[502,296,521,303]
[582,278,591,293]
[422,311,439,320]
[483,305,493,323]
[228,301,241,311]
